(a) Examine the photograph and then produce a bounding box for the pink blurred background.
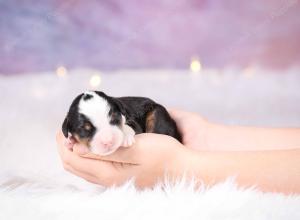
[1,0,300,74]
[0,2,300,209]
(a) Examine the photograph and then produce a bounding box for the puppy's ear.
[113,99,126,116]
[62,117,70,138]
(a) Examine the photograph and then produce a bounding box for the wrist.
[177,148,226,187]
[174,146,206,182]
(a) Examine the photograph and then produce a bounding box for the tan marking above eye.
[84,123,92,130]
[75,134,91,147]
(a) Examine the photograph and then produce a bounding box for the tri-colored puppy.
[62,91,181,155]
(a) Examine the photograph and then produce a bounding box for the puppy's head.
[62,91,125,155]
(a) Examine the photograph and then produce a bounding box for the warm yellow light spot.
[56,66,67,77]
[190,58,202,73]
[89,74,101,88]
[243,66,256,78]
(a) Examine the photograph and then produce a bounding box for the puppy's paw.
[122,122,136,147]
[122,134,135,147]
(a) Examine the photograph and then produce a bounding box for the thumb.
[81,146,141,165]
[98,133,180,164]
[75,141,141,165]
[80,133,156,164]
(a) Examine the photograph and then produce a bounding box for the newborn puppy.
[62,91,181,155]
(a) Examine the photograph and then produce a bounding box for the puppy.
[62,91,181,155]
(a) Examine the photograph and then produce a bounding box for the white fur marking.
[78,91,110,129]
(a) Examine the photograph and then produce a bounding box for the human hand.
[56,130,190,188]
[168,109,209,150]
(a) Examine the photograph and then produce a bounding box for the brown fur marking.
[74,134,90,147]
[145,110,156,132]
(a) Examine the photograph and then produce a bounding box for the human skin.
[169,109,300,151]
[56,109,300,193]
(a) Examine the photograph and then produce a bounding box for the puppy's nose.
[99,130,114,147]
[101,141,113,148]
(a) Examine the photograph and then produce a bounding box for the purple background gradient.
[1,0,300,74]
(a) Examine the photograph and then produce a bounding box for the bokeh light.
[243,66,256,78]
[56,66,67,78]
[89,74,101,88]
[190,58,202,74]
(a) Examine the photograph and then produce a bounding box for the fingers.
[168,108,202,119]
[56,130,121,185]
[64,145,116,178]
[56,130,71,158]
[56,130,65,148]
[167,108,186,120]
[55,130,184,188]
[167,108,191,130]
[64,136,76,150]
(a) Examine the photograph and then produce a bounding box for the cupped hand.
[56,130,190,188]
[168,109,209,150]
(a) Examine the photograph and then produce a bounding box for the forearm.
[182,148,300,194]
[205,122,300,151]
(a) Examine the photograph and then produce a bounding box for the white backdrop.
[0,68,299,219]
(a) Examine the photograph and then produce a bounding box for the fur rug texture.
[0,68,300,219]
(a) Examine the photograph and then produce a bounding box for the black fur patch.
[83,94,93,101]
[109,111,122,125]
[62,93,96,140]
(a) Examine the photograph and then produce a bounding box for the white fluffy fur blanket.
[0,68,300,219]
[1,175,299,220]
